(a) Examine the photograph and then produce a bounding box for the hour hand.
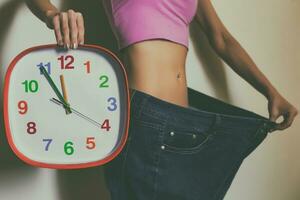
[59,74,72,114]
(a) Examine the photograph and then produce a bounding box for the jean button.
[170,131,175,136]
[161,145,165,150]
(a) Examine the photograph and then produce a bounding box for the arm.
[24,0,85,48]
[195,0,298,131]
[24,0,58,25]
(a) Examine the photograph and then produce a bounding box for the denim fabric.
[103,87,276,200]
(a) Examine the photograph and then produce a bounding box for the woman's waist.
[121,43,189,107]
[121,39,188,65]
[122,46,188,88]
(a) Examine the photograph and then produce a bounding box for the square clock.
[3,44,130,169]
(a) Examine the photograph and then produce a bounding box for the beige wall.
[188,1,300,200]
[0,0,299,199]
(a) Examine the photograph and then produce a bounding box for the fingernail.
[66,43,70,49]
[74,43,77,49]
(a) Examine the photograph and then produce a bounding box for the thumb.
[269,110,279,123]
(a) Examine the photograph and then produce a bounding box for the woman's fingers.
[268,94,299,132]
[271,106,298,131]
[45,9,84,48]
[45,10,63,46]
[76,12,85,45]
[277,110,298,130]
[60,12,70,48]
[52,14,63,46]
[68,9,78,49]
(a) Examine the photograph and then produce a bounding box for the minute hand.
[50,98,102,128]
[39,66,72,113]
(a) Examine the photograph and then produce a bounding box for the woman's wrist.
[264,86,280,101]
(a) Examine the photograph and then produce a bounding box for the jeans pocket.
[162,126,213,155]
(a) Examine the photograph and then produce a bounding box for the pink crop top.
[102,0,198,51]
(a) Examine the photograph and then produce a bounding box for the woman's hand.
[194,0,298,132]
[44,9,85,49]
[267,92,298,132]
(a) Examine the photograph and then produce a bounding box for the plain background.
[0,0,299,199]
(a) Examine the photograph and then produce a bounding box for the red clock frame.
[3,44,131,169]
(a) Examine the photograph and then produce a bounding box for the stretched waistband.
[129,88,277,132]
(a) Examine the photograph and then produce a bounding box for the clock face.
[3,44,130,169]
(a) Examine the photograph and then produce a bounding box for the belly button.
[176,73,181,79]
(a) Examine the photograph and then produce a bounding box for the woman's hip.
[104,87,276,200]
[127,87,276,172]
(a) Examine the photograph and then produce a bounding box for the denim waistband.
[129,88,277,132]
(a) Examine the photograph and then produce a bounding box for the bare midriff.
[120,39,189,108]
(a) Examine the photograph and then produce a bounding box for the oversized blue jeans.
[103,87,276,200]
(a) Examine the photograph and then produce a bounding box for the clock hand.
[49,98,102,128]
[39,66,72,114]
[59,74,72,114]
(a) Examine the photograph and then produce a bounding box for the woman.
[25,0,298,199]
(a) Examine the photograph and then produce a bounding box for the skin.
[25,0,298,132]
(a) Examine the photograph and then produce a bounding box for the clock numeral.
[64,141,74,155]
[37,62,51,75]
[58,55,75,69]
[27,122,37,134]
[43,139,53,151]
[22,80,39,93]
[84,61,91,74]
[99,75,109,88]
[18,100,28,114]
[101,119,111,131]
[86,137,96,149]
[107,97,117,111]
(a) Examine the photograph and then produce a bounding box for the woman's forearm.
[195,0,298,129]
[25,0,58,24]
[212,35,279,100]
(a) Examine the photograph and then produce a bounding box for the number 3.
[107,97,117,111]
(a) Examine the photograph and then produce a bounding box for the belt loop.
[210,113,221,133]
[215,114,222,126]
[133,91,150,119]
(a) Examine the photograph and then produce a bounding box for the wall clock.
[3,44,130,169]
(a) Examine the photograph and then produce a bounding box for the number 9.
[18,100,28,115]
